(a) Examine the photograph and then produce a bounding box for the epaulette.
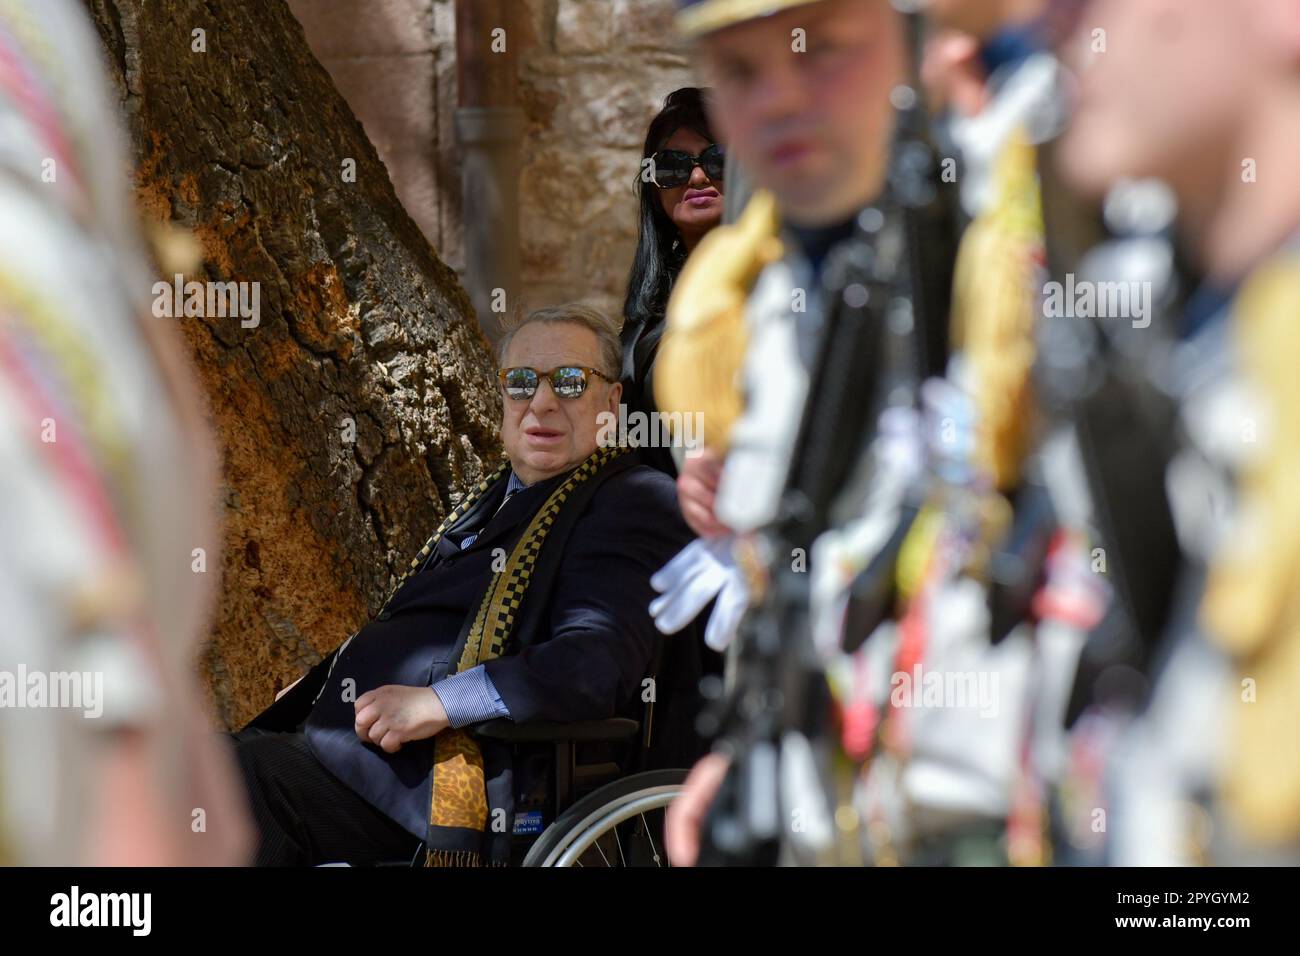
[949,129,1044,492]
[1202,251,1300,846]
[654,189,783,450]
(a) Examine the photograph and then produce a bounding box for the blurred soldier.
[1052,0,1300,865]
[654,0,962,865]
[0,0,252,864]
[660,0,1105,868]
[805,0,1107,867]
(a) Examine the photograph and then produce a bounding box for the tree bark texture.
[83,0,504,729]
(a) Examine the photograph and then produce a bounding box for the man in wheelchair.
[232,304,708,866]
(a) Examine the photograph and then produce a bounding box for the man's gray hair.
[497,303,623,381]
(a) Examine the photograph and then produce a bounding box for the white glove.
[649,537,750,651]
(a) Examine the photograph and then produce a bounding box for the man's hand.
[665,751,732,867]
[677,447,733,538]
[354,684,449,753]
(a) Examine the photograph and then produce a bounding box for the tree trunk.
[84,0,503,730]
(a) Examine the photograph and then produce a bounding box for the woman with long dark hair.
[621,87,725,476]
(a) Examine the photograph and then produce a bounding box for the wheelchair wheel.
[521,768,688,867]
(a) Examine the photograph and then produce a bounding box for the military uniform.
[802,29,1106,866]
[0,0,243,864]
[1083,244,1300,865]
[656,0,1097,869]
[653,0,957,866]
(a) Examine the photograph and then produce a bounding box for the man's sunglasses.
[650,144,726,189]
[497,366,613,401]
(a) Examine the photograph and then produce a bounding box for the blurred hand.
[921,30,990,117]
[86,729,185,866]
[677,447,733,538]
[666,751,732,867]
[354,685,449,753]
[87,696,256,866]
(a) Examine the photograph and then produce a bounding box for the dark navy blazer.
[302,456,704,839]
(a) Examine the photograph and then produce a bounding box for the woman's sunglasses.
[497,366,613,401]
[650,144,726,189]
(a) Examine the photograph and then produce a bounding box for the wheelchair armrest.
[468,717,640,743]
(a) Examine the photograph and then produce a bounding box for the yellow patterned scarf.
[417,444,631,866]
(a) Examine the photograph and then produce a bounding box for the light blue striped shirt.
[432,664,509,728]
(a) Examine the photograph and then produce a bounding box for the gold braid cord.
[425,445,631,866]
[654,189,783,452]
[949,130,1044,492]
[1201,256,1300,847]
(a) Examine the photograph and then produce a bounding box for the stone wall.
[288,0,701,327]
